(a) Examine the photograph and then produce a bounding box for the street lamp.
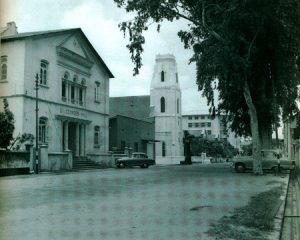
[34,73,39,174]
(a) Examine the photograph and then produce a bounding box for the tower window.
[161,71,165,82]
[176,73,178,83]
[177,98,180,114]
[160,97,165,113]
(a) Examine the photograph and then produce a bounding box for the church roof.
[109,95,153,122]
[1,28,114,78]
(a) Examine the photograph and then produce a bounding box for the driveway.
[0,163,288,240]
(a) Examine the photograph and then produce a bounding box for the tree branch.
[202,2,226,43]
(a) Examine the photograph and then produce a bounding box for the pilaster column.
[64,121,69,151]
[75,123,80,156]
[80,125,85,156]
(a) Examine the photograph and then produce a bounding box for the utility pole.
[35,73,39,174]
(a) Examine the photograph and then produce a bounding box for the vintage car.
[231,149,295,173]
[116,152,155,168]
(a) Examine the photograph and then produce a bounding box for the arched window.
[161,71,165,82]
[1,56,8,80]
[63,71,70,80]
[160,97,165,113]
[40,60,48,85]
[94,126,100,146]
[94,82,100,102]
[39,117,48,143]
[1,64,7,80]
[61,72,69,102]
[70,85,75,103]
[162,142,166,157]
[73,75,78,83]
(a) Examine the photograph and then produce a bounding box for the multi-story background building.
[182,114,241,150]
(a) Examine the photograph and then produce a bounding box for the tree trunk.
[243,81,263,175]
[260,124,272,149]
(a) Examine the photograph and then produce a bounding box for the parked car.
[116,152,155,168]
[230,149,295,173]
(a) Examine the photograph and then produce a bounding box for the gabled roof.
[1,28,114,78]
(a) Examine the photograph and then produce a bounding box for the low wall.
[0,149,31,176]
[155,156,184,165]
[87,153,114,168]
[191,156,212,164]
[48,152,72,171]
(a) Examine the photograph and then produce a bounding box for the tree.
[0,99,15,149]
[114,0,300,174]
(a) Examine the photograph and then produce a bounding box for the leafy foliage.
[0,99,15,149]
[10,133,35,151]
[190,137,238,158]
[114,0,300,140]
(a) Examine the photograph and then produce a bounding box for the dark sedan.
[116,152,155,168]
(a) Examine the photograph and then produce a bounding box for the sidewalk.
[281,169,300,240]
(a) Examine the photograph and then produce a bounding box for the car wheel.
[119,162,125,168]
[235,163,246,173]
[141,163,148,168]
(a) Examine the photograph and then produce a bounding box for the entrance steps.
[72,157,103,170]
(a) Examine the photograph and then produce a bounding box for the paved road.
[0,164,287,240]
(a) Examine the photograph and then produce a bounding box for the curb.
[272,173,290,240]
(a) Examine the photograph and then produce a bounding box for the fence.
[0,149,31,176]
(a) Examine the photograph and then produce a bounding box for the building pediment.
[56,46,94,69]
[57,33,94,69]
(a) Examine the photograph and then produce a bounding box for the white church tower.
[150,54,184,164]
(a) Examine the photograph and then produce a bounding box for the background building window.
[94,126,100,146]
[162,142,166,157]
[40,60,48,85]
[39,117,48,143]
[1,56,7,80]
[161,71,165,82]
[188,116,192,120]
[94,82,100,102]
[160,97,165,113]
[188,123,192,128]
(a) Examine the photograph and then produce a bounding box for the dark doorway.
[68,122,76,155]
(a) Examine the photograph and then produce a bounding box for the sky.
[0,0,211,114]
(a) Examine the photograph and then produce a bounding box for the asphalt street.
[0,163,287,240]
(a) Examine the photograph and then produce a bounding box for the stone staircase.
[72,157,103,170]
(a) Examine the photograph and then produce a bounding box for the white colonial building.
[150,54,184,164]
[182,114,242,150]
[0,22,113,170]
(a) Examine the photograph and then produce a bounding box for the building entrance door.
[68,122,76,155]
